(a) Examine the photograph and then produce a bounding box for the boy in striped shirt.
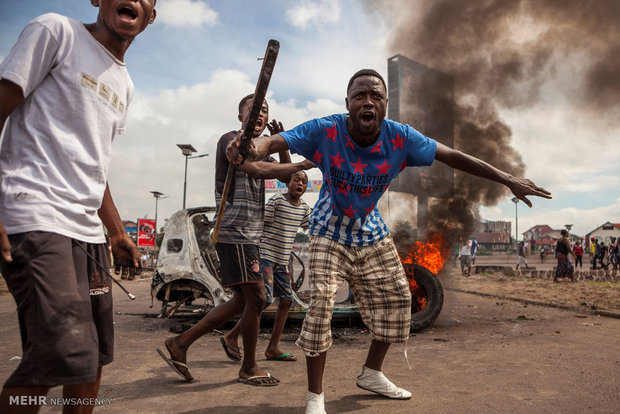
[261,171,311,361]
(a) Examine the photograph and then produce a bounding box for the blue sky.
[1,0,618,238]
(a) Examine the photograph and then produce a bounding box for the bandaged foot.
[356,366,412,400]
[305,391,326,414]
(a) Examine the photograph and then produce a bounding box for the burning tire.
[405,263,444,332]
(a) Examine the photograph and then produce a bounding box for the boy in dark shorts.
[0,1,155,412]
[158,95,314,386]
[222,170,312,362]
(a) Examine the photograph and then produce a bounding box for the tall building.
[387,54,455,236]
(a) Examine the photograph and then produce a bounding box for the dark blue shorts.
[260,259,294,305]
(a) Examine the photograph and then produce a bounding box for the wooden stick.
[212,39,280,244]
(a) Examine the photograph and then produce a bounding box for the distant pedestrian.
[554,229,576,282]
[572,241,584,268]
[530,238,536,255]
[591,240,598,269]
[516,241,529,269]
[470,238,479,265]
[609,237,618,270]
[459,239,472,276]
[596,241,607,269]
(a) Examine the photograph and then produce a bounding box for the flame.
[400,232,449,274]
[399,232,450,312]
[408,274,427,311]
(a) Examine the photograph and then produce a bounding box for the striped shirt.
[260,193,311,264]
[214,131,274,244]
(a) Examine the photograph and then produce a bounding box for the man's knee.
[243,284,266,312]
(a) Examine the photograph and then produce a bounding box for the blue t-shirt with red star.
[281,113,437,246]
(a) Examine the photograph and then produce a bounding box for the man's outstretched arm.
[238,159,315,181]
[434,143,552,207]
[226,132,289,165]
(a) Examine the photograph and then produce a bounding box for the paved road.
[1,273,618,413]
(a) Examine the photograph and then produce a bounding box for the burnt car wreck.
[151,207,444,332]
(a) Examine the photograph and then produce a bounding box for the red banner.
[137,218,156,247]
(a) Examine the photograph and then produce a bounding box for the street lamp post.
[177,144,196,209]
[150,191,166,267]
[511,197,519,245]
[150,191,165,235]
[176,145,209,209]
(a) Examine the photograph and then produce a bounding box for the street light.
[177,144,209,209]
[511,197,519,244]
[150,191,166,235]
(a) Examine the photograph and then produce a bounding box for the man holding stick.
[227,69,551,412]
[158,95,314,386]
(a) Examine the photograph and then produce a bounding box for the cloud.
[107,69,341,226]
[285,0,341,29]
[155,0,217,27]
[501,94,620,195]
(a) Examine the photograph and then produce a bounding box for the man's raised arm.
[434,142,552,207]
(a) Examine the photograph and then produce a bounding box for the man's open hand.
[267,119,284,136]
[508,177,552,207]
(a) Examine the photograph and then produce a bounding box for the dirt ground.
[0,268,619,413]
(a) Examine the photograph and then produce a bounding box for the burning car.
[151,207,444,332]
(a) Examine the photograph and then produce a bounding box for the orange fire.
[400,232,449,274]
[399,233,450,312]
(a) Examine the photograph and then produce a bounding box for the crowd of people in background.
[524,236,618,272]
[589,237,618,270]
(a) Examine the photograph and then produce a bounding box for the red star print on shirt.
[400,160,407,171]
[375,160,392,175]
[325,124,337,142]
[337,184,349,197]
[390,133,405,151]
[345,135,355,150]
[370,142,383,154]
[361,185,373,198]
[343,204,357,219]
[313,150,324,163]
[330,152,345,169]
[364,203,375,214]
[351,157,368,174]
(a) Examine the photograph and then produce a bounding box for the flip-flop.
[157,346,193,381]
[237,373,279,387]
[220,337,242,362]
[266,352,297,362]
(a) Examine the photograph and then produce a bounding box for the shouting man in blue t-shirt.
[227,69,552,413]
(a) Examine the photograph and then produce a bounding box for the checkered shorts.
[296,235,411,356]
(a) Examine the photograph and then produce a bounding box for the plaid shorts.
[296,235,411,356]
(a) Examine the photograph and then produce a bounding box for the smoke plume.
[377,0,620,242]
